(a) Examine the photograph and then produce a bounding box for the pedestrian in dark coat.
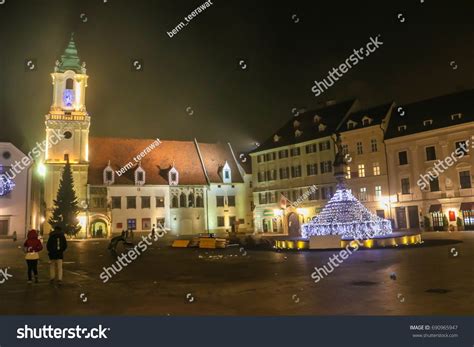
[46,226,68,285]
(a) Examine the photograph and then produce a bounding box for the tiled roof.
[196,142,244,183]
[338,102,393,132]
[385,89,474,139]
[88,137,242,186]
[250,100,357,153]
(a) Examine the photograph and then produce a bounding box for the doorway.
[287,213,301,237]
[407,206,420,229]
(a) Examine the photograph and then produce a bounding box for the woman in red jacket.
[24,229,43,284]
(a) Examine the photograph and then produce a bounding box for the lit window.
[375,186,382,199]
[359,187,367,201]
[373,162,380,176]
[358,164,365,178]
[345,166,351,179]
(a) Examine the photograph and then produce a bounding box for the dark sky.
[0,0,473,154]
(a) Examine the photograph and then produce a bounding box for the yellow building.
[384,90,474,231]
[339,103,395,221]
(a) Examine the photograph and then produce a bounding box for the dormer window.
[103,161,114,185]
[295,129,303,137]
[347,120,357,130]
[273,134,281,142]
[318,123,326,132]
[423,119,433,126]
[362,116,372,126]
[169,166,179,186]
[135,165,145,186]
[451,113,462,120]
[398,125,407,132]
[293,120,300,128]
[313,115,321,123]
[222,161,231,184]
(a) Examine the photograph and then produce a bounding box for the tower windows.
[65,78,74,90]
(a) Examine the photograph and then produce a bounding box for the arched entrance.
[287,213,301,237]
[90,219,108,238]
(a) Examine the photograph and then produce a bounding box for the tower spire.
[56,32,83,73]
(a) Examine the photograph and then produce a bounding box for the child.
[24,229,43,284]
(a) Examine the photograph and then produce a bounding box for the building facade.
[385,90,474,231]
[250,100,357,236]
[41,35,251,237]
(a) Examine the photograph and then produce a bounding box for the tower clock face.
[63,89,75,107]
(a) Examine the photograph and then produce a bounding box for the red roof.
[87,137,243,186]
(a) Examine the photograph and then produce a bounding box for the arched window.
[171,195,178,208]
[188,193,195,207]
[65,78,74,90]
[196,195,203,208]
[179,192,187,208]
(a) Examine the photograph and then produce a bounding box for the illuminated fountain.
[301,134,392,240]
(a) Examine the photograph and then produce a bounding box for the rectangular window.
[371,139,377,152]
[290,147,301,157]
[142,218,151,230]
[265,152,276,161]
[259,193,267,204]
[359,187,367,201]
[126,196,136,209]
[268,192,276,203]
[112,196,121,209]
[425,146,436,161]
[229,216,236,226]
[267,169,277,181]
[217,216,225,227]
[455,141,468,157]
[291,165,302,178]
[398,151,408,165]
[401,178,410,195]
[257,171,266,182]
[141,196,150,209]
[305,144,317,154]
[137,171,144,182]
[358,164,365,178]
[309,188,319,200]
[306,163,318,176]
[156,196,165,207]
[279,167,289,179]
[278,149,289,159]
[346,166,351,179]
[430,177,440,192]
[216,196,225,207]
[373,162,380,176]
[156,218,165,228]
[127,218,136,230]
[375,186,382,199]
[459,170,472,189]
[106,171,113,181]
[228,195,236,207]
[356,142,363,155]
[342,144,349,155]
[320,187,327,200]
[319,140,331,151]
[320,161,332,174]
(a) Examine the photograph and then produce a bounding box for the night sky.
[0,0,473,154]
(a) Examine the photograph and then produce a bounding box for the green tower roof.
[56,33,84,73]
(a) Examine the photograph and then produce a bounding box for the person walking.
[151,224,156,239]
[23,229,43,284]
[47,226,68,286]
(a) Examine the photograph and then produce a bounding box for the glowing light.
[296,208,308,215]
[78,216,87,230]
[37,163,46,177]
[0,167,15,196]
[273,209,283,217]
[302,187,392,239]
[40,216,45,224]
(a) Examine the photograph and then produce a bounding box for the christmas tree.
[48,161,81,236]
[0,166,15,196]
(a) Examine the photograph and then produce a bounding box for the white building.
[0,143,41,238]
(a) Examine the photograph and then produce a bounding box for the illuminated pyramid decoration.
[301,135,392,240]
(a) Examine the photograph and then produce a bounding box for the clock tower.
[44,33,90,234]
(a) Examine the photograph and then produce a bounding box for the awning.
[263,209,274,217]
[429,204,442,213]
[460,202,474,211]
